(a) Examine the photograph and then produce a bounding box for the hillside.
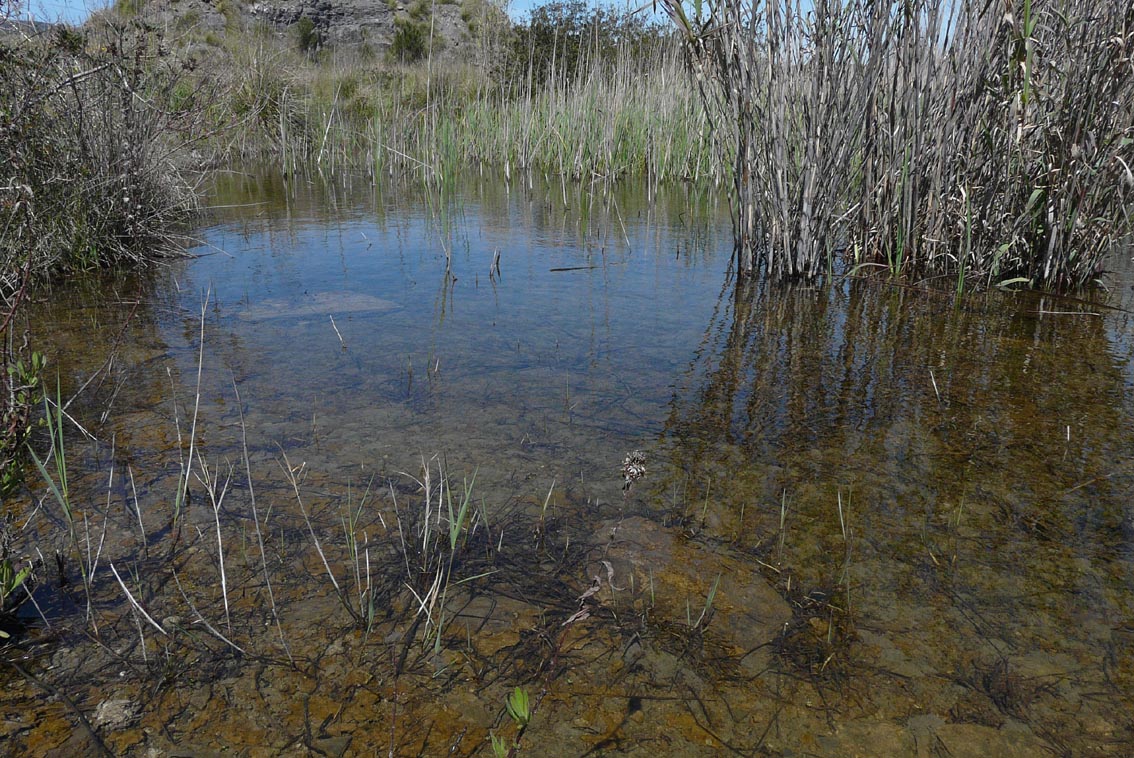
[111,0,504,63]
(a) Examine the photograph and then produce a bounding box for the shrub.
[502,0,673,86]
[295,16,321,55]
[389,17,428,63]
[0,25,194,292]
[0,21,195,491]
[113,0,144,18]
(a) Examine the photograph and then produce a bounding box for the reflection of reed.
[663,275,1134,567]
[206,168,728,264]
[654,275,1134,749]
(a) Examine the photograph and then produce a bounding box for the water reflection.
[661,272,1134,749]
[169,171,732,514]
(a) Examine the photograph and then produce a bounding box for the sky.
[12,0,104,24]
[13,0,655,25]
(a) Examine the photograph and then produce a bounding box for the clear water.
[4,171,1133,756]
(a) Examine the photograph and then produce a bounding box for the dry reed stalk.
[194,452,234,631]
[233,379,292,662]
[664,0,1134,288]
[109,562,167,636]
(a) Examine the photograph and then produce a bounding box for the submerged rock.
[588,516,792,675]
[92,698,140,731]
[237,291,399,321]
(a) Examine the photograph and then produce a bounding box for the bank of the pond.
[0,23,199,500]
[139,6,715,187]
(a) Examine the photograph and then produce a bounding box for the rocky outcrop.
[246,0,397,47]
[244,0,477,55]
[126,0,498,63]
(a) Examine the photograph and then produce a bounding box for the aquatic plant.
[505,686,532,727]
[28,380,75,543]
[0,349,45,496]
[393,458,486,653]
[489,685,534,756]
[0,558,33,621]
[0,515,35,639]
[689,573,720,631]
[27,378,107,628]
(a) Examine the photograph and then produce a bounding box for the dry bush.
[0,18,196,489]
[0,21,196,294]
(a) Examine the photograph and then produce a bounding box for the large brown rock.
[588,516,792,675]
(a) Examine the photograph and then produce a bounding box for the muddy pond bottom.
[3,170,1134,756]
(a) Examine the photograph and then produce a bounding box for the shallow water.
[3,171,1133,756]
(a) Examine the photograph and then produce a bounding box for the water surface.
[3,171,1133,756]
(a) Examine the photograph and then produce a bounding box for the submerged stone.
[93,698,140,730]
[237,291,399,321]
[589,516,792,674]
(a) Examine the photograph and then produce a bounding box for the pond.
[2,170,1133,756]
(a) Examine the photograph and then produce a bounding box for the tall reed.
[665,0,1134,289]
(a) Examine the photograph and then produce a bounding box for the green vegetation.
[389,16,429,63]
[153,12,707,188]
[505,686,531,726]
[293,16,321,55]
[1,351,44,497]
[112,0,144,17]
[491,686,534,756]
[0,513,35,639]
[500,0,670,86]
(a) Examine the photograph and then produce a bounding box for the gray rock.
[124,0,499,64]
[93,698,140,731]
[237,291,399,321]
[311,734,352,757]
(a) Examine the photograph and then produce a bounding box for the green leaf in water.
[505,686,531,727]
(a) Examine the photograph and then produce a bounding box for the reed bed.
[666,0,1134,289]
[168,21,718,188]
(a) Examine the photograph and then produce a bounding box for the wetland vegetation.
[1,0,1133,755]
[665,0,1134,287]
